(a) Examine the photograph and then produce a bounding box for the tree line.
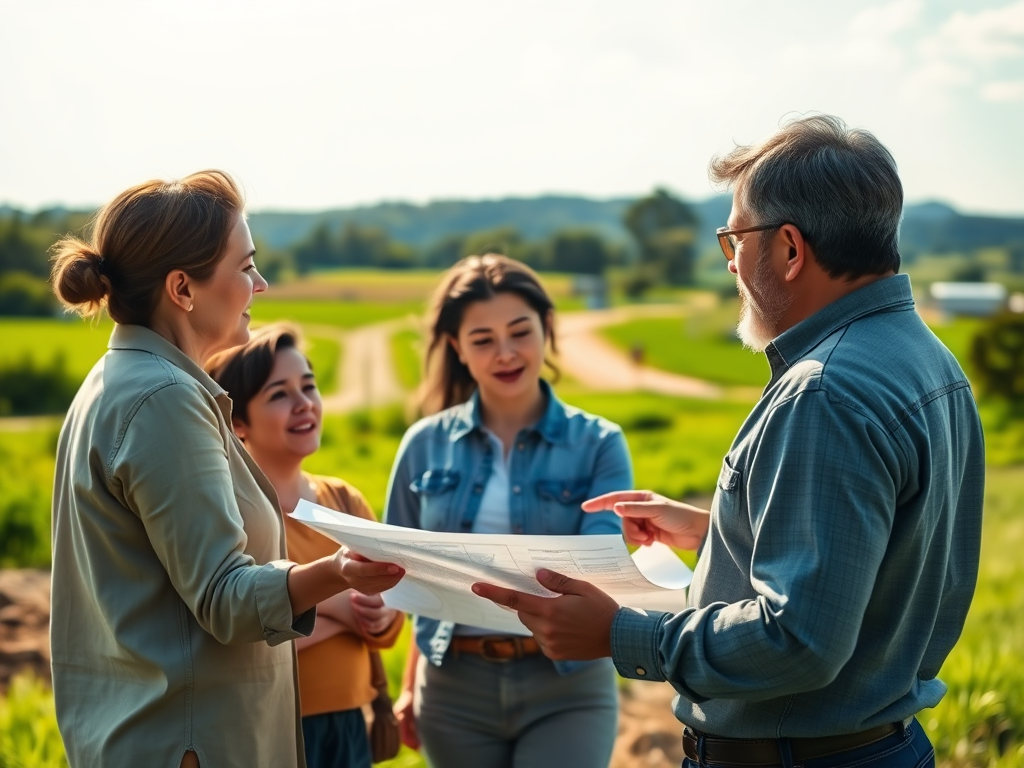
[0,189,705,314]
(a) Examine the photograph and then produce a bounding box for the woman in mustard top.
[208,323,404,768]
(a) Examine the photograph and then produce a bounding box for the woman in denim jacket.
[385,254,633,768]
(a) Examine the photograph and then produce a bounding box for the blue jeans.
[682,718,934,768]
[301,708,371,768]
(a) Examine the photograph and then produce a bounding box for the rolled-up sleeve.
[112,383,302,646]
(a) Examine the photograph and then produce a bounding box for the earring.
[187,303,194,312]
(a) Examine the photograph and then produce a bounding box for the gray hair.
[709,115,902,279]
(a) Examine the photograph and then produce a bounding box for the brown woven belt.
[450,635,542,661]
[682,720,908,766]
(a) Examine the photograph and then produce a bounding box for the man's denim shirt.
[384,380,633,673]
[611,274,985,738]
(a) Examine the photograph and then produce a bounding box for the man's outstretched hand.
[472,569,619,660]
[582,490,710,550]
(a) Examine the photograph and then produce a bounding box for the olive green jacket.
[51,324,312,767]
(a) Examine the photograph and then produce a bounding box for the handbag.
[368,651,401,763]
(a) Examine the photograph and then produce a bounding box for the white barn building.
[929,282,1007,319]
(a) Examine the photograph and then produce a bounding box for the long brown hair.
[50,170,244,325]
[418,254,559,416]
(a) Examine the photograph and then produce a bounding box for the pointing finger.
[611,500,671,519]
[582,490,654,512]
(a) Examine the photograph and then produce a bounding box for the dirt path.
[306,318,411,414]
[558,305,725,399]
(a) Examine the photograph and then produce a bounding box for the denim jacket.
[383,380,633,673]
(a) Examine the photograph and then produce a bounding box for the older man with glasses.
[475,114,984,768]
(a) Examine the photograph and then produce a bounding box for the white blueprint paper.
[291,499,692,635]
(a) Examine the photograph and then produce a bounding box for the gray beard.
[736,244,793,353]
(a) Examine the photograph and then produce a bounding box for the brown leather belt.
[682,720,907,766]
[450,635,541,661]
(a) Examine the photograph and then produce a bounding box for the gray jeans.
[414,652,618,768]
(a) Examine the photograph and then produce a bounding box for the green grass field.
[0,318,113,383]
[251,299,425,329]
[390,328,424,391]
[600,314,771,387]
[304,335,340,394]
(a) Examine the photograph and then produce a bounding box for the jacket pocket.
[536,477,591,505]
[410,469,461,531]
[410,469,461,495]
[535,478,590,535]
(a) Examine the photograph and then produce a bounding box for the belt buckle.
[480,637,518,662]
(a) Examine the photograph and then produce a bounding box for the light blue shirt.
[611,274,985,738]
[384,380,633,672]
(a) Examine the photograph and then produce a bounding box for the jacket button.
[636,667,647,676]
[517,442,525,450]
[562,489,571,498]
[512,485,521,494]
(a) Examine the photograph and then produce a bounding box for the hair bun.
[50,237,110,315]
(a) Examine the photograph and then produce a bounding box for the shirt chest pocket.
[410,469,461,531]
[712,458,743,523]
[534,478,590,535]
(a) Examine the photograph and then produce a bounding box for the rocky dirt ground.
[0,568,684,767]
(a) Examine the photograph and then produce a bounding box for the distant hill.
[5,195,1024,258]
[248,195,737,254]
[247,195,1024,257]
[899,201,1024,255]
[248,196,638,250]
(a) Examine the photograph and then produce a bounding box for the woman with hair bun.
[384,254,632,768]
[49,170,403,768]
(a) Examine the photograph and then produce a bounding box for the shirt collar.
[107,324,228,401]
[765,273,916,377]
[449,379,569,445]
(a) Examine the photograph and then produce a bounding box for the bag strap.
[369,650,390,696]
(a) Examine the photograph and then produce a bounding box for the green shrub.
[970,311,1024,415]
[0,271,57,317]
[0,354,79,416]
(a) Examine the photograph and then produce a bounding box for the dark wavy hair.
[205,323,305,425]
[417,254,559,416]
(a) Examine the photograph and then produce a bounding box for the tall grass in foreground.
[923,466,1024,767]
[0,674,65,768]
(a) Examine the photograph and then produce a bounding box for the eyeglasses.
[716,223,787,261]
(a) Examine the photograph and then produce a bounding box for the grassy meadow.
[1,274,1022,767]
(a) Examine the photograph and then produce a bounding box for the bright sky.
[2,0,1023,215]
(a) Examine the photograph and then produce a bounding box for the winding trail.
[305,318,412,414]
[558,305,724,399]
